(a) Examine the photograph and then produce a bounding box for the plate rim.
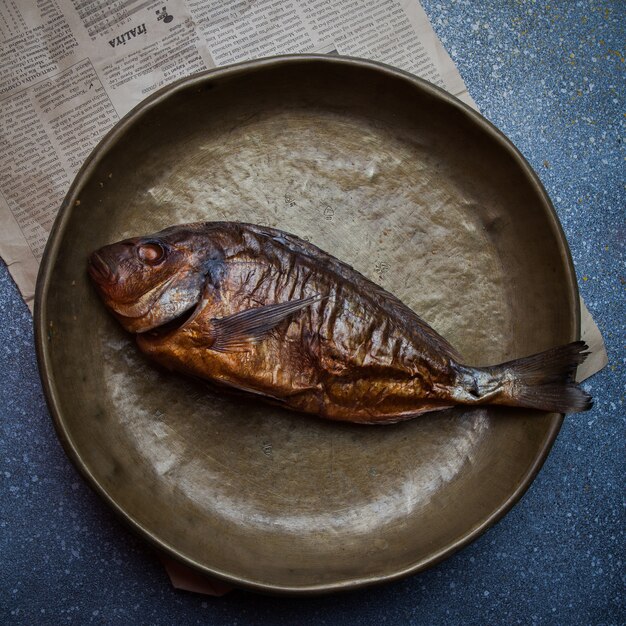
[34,54,579,594]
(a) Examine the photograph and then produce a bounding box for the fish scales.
[177,225,447,420]
[88,221,592,423]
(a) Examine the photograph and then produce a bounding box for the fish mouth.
[88,252,116,285]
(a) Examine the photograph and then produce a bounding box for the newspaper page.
[0,0,212,302]
[0,0,605,381]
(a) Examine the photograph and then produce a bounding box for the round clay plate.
[35,56,579,594]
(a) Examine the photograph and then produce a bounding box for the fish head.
[87,225,217,333]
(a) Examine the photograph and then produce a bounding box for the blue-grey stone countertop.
[1,2,623,624]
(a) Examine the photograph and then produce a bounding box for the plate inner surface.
[40,59,576,591]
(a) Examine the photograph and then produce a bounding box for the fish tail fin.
[486,341,593,413]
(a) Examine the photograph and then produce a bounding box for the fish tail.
[483,341,593,413]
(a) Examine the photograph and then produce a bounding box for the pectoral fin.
[210,295,323,352]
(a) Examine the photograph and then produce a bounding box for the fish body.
[88,221,592,423]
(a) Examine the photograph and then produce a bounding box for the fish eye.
[138,242,165,265]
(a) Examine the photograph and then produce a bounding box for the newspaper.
[0,0,605,366]
[0,0,462,299]
[1,0,606,594]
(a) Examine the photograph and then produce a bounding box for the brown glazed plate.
[35,55,580,594]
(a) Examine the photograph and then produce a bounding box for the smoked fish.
[88,221,592,423]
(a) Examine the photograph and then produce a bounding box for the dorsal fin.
[248,224,463,361]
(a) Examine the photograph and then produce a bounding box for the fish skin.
[88,221,592,423]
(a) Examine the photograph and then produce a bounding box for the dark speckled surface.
[1,2,624,624]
